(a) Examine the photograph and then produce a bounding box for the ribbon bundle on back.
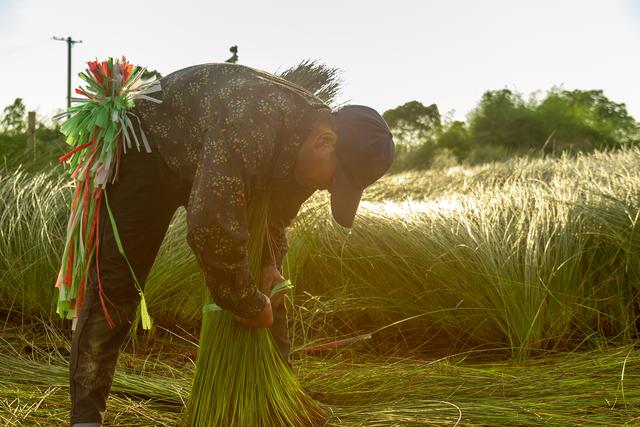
[54,57,161,330]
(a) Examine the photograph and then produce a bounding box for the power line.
[52,36,83,110]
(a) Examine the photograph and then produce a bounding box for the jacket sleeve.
[262,181,315,270]
[186,98,283,319]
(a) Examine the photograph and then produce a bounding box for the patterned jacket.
[133,63,331,318]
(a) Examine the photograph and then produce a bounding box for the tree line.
[384,88,640,171]
[2,86,639,174]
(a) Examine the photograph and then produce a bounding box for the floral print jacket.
[133,63,330,318]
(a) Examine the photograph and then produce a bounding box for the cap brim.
[330,163,363,228]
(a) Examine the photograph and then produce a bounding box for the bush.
[534,88,640,153]
[438,121,471,160]
[0,126,66,173]
[389,141,439,172]
[384,88,640,172]
[467,89,546,150]
[463,144,513,166]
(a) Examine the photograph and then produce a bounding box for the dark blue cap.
[330,105,395,227]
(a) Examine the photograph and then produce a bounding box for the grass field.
[1,146,639,425]
[1,324,638,426]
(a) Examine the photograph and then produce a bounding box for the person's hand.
[234,294,273,328]
[260,264,286,308]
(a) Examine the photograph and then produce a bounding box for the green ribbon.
[104,192,153,330]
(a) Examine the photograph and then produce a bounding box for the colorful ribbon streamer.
[54,57,161,330]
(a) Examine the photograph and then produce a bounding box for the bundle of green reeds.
[184,190,325,426]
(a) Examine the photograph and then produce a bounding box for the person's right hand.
[234,294,273,328]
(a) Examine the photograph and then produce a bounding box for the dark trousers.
[69,147,292,425]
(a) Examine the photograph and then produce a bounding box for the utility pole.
[52,36,83,110]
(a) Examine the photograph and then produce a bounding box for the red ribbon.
[58,142,92,163]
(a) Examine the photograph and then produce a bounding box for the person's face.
[294,125,338,191]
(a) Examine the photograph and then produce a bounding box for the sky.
[1,0,639,124]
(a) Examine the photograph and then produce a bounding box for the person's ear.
[316,130,337,149]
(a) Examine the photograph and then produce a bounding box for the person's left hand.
[261,264,286,308]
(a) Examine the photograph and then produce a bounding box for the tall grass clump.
[2,145,638,360]
[364,146,640,202]
[278,60,342,106]
[185,191,324,426]
[0,169,69,320]
[288,147,640,358]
